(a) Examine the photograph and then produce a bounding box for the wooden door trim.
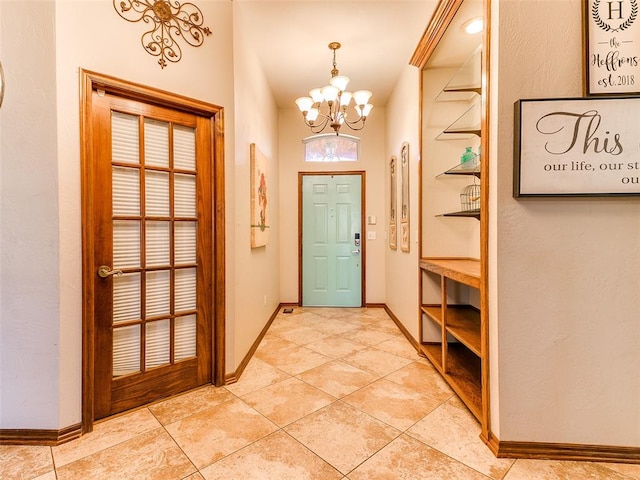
[80,69,225,434]
[297,171,366,307]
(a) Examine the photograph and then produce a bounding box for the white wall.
[0,1,61,430]
[384,65,421,338]
[1,0,237,430]
[491,0,640,447]
[278,107,387,305]
[231,3,280,370]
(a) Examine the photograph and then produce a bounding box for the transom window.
[303,133,359,162]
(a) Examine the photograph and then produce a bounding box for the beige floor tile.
[149,385,235,425]
[200,430,342,480]
[55,427,194,480]
[349,433,490,479]
[165,397,278,469]
[307,317,361,336]
[304,335,367,359]
[271,323,331,345]
[224,358,291,397]
[385,361,455,401]
[408,402,514,479]
[374,336,421,360]
[341,346,413,377]
[183,473,205,480]
[0,445,53,480]
[504,459,633,480]
[255,337,332,375]
[284,401,400,474]
[342,326,398,346]
[241,377,336,427]
[52,408,160,467]
[296,360,379,398]
[311,307,358,319]
[32,471,57,480]
[342,378,442,431]
[367,318,404,336]
[598,462,640,479]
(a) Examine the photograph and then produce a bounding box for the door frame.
[80,70,226,434]
[298,171,366,307]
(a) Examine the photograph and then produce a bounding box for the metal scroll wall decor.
[113,0,211,69]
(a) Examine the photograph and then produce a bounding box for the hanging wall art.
[400,142,410,252]
[250,143,270,247]
[389,155,397,250]
[113,0,211,69]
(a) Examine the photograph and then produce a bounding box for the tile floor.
[2,307,640,480]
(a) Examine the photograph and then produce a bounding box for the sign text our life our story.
[514,97,640,196]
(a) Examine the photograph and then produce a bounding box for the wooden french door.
[81,71,224,425]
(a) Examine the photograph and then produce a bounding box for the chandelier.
[295,42,373,135]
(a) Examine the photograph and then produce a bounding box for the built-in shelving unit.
[411,0,488,439]
[419,257,482,419]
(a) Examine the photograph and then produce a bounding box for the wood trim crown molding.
[410,0,466,68]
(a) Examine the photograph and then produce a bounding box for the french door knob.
[97,265,123,278]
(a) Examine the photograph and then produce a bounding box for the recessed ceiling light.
[463,17,483,34]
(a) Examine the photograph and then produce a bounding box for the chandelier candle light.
[295,42,373,135]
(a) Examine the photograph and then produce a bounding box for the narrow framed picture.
[389,155,397,250]
[584,0,640,96]
[400,142,410,252]
[250,143,270,247]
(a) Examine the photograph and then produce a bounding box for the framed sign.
[584,0,640,95]
[514,97,640,197]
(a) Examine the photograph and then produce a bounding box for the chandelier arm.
[342,115,366,128]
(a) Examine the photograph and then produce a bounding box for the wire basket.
[460,184,480,211]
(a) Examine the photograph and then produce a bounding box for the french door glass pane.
[174,174,196,217]
[146,221,170,266]
[112,112,140,165]
[175,268,196,312]
[113,273,141,324]
[174,221,197,265]
[112,167,140,216]
[146,170,170,217]
[113,220,140,269]
[146,270,170,318]
[144,119,169,168]
[175,314,197,360]
[174,125,196,171]
[145,319,170,368]
[113,325,141,377]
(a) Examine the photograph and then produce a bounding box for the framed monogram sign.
[584,0,640,95]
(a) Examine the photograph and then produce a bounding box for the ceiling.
[234,1,440,108]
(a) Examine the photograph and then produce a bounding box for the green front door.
[302,174,363,307]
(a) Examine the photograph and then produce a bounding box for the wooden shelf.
[419,257,481,288]
[445,306,481,356]
[420,342,443,371]
[421,304,442,324]
[444,344,482,420]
